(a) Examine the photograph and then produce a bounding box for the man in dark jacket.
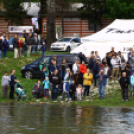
[26,33,32,57]
[2,36,9,58]
[88,53,95,73]
[93,59,101,87]
[75,71,83,86]
[119,72,129,101]
[10,69,19,100]
[32,33,39,56]
[12,34,19,59]
[49,70,61,101]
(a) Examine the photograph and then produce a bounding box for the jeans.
[98,84,106,99]
[4,48,8,58]
[83,86,90,96]
[0,50,1,59]
[62,82,69,101]
[60,70,65,80]
[130,84,134,95]
[32,45,38,55]
[121,88,128,100]
[22,47,25,56]
[93,72,98,86]
[41,51,46,56]
[62,91,69,101]
[131,68,134,75]
[51,84,58,101]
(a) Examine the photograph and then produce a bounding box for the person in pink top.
[80,61,87,75]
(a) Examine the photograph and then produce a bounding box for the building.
[0,2,111,39]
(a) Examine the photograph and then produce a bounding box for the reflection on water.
[0,103,134,134]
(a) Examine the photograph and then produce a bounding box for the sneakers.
[126,99,129,102]
[111,81,114,83]
[122,99,125,101]
[115,81,118,83]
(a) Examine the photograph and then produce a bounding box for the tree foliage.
[103,0,134,20]
[0,0,27,25]
[77,0,106,32]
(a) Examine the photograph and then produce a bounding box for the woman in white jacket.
[72,60,79,75]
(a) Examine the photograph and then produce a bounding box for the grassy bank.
[0,51,134,108]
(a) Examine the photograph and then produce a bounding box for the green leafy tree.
[0,0,27,25]
[77,0,106,32]
[103,0,134,20]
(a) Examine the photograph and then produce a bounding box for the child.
[69,80,76,101]
[43,77,50,99]
[76,84,82,101]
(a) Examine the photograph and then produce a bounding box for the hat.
[66,68,70,71]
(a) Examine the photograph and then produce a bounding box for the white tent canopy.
[71,19,134,60]
[81,19,134,42]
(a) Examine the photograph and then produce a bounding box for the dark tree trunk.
[46,13,56,50]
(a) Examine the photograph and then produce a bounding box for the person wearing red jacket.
[80,61,87,75]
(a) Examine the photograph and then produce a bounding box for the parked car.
[21,53,88,79]
[50,37,82,52]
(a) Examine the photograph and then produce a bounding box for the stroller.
[14,83,29,101]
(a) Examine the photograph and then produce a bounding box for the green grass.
[0,51,134,108]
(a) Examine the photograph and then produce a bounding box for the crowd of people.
[0,30,47,59]
[1,47,134,102]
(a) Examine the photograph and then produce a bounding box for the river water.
[0,103,134,134]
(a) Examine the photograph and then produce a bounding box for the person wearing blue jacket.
[43,77,50,99]
[50,61,59,74]
[130,72,134,96]
[2,36,9,58]
[96,70,109,99]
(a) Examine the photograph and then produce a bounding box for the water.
[0,103,134,134]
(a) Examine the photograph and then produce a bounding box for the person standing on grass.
[88,52,95,74]
[61,68,70,103]
[0,37,2,60]
[69,80,76,101]
[1,32,7,42]
[1,71,10,98]
[50,70,61,101]
[130,72,134,97]
[111,54,121,83]
[2,36,9,59]
[83,69,93,96]
[59,58,68,80]
[10,70,19,100]
[40,36,47,56]
[43,77,50,99]
[18,35,24,58]
[13,34,19,59]
[93,59,101,87]
[96,70,109,99]
[32,33,39,56]
[26,33,32,57]
[119,72,129,101]
[20,34,26,57]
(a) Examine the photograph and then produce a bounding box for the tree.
[77,0,106,32]
[0,0,27,25]
[103,0,134,20]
